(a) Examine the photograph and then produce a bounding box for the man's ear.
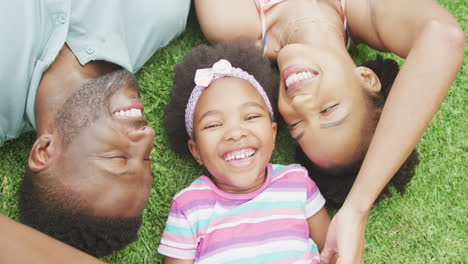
[355,66,381,94]
[187,139,203,165]
[28,134,59,172]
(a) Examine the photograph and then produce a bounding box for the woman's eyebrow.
[320,113,349,129]
[294,131,305,141]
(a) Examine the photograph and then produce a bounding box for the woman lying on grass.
[194,0,464,262]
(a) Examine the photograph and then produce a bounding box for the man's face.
[53,70,155,217]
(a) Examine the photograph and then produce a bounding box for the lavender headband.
[185,59,274,139]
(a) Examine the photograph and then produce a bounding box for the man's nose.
[128,125,155,143]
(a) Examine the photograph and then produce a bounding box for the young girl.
[158,41,331,263]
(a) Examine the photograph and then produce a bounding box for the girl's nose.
[224,121,248,141]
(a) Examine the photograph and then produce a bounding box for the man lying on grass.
[0,0,189,261]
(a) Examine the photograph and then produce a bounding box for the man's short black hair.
[18,169,142,257]
[164,40,278,156]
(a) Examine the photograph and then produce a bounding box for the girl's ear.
[271,121,277,142]
[355,66,381,95]
[188,139,203,165]
[28,134,58,172]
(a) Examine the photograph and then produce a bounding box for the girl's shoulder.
[270,163,309,180]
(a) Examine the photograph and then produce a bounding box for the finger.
[320,245,336,264]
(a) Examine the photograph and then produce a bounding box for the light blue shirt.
[0,0,190,146]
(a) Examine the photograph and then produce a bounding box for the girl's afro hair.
[164,40,278,156]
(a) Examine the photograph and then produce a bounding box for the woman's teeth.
[114,108,142,117]
[224,149,255,161]
[285,71,314,87]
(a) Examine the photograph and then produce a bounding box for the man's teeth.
[114,108,142,117]
[285,71,313,87]
[225,149,255,161]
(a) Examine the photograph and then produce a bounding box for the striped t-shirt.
[157,163,326,263]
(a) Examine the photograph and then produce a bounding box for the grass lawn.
[1,0,466,263]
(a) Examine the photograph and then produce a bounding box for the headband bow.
[185,59,274,139]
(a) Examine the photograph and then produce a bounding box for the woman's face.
[277,43,378,168]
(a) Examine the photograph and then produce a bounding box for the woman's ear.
[188,139,203,165]
[28,135,58,172]
[356,66,381,94]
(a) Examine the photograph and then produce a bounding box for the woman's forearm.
[0,213,105,264]
[345,20,464,213]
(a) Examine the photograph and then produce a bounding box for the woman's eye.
[320,104,339,114]
[112,156,127,160]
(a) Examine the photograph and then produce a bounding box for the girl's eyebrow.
[240,101,267,110]
[198,101,267,122]
[198,110,221,123]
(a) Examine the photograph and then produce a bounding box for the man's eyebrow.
[320,113,349,129]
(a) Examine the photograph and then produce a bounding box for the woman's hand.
[320,204,369,264]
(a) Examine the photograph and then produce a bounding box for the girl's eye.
[204,123,221,129]
[320,104,339,114]
[245,115,261,121]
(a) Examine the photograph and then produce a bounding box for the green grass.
[1,1,466,263]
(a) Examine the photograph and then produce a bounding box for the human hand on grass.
[320,203,369,264]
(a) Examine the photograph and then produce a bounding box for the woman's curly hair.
[297,55,420,209]
[164,40,278,156]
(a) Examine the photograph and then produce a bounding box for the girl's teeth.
[225,149,255,161]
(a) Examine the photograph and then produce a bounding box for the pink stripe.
[203,218,308,247]
[175,190,217,205]
[162,232,194,245]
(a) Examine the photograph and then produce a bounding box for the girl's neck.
[211,166,270,196]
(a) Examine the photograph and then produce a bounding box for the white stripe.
[166,215,192,228]
[158,244,196,260]
[185,207,214,224]
[255,190,305,202]
[159,238,195,250]
[206,214,304,233]
[305,194,326,218]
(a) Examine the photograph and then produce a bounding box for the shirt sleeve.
[157,199,197,260]
[303,169,326,218]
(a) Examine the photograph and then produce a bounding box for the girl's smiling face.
[188,77,277,194]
